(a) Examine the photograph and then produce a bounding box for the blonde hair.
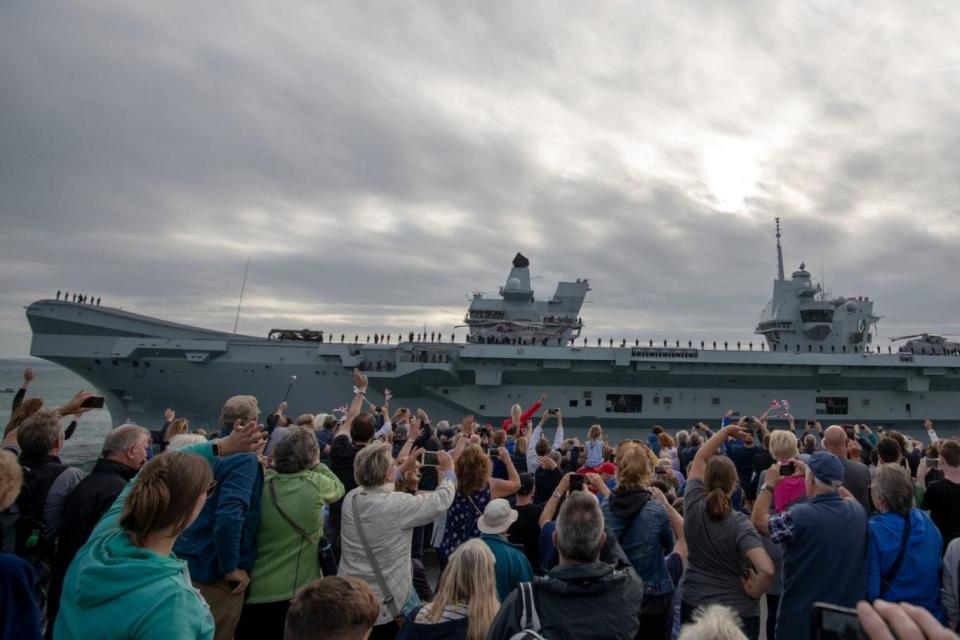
[0,449,23,510]
[769,430,799,461]
[427,539,499,640]
[588,424,602,441]
[353,442,392,488]
[456,445,491,495]
[678,604,747,640]
[514,436,528,455]
[163,418,189,442]
[510,404,522,421]
[167,434,207,450]
[615,444,651,491]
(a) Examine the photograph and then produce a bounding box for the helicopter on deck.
[890,333,960,355]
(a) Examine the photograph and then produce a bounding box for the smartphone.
[488,446,499,458]
[780,462,795,476]
[810,602,866,640]
[419,450,440,467]
[569,473,585,492]
[927,458,940,470]
[81,395,105,409]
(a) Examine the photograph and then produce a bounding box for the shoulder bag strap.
[880,513,912,596]
[268,479,313,543]
[518,581,542,632]
[350,491,402,620]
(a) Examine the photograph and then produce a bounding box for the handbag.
[267,480,338,576]
[350,491,405,627]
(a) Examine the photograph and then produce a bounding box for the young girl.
[583,424,605,470]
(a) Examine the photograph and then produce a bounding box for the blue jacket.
[868,509,945,622]
[481,533,534,602]
[174,453,263,583]
[601,488,674,595]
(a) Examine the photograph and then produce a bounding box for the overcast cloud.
[2,1,959,357]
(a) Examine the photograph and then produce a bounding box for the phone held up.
[569,473,585,493]
[779,462,796,476]
[80,395,105,409]
[810,603,866,640]
[419,450,441,467]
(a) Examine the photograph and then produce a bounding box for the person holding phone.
[601,442,675,640]
[339,443,457,639]
[681,423,774,640]
[438,444,520,568]
[753,453,868,640]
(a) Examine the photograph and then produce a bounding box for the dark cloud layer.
[3,1,960,356]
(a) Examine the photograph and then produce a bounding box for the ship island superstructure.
[24,221,960,431]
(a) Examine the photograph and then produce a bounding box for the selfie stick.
[281,375,297,403]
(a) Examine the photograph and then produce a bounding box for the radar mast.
[775,217,785,281]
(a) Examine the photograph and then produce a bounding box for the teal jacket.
[481,533,534,602]
[54,444,217,640]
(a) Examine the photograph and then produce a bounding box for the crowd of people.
[2,366,960,640]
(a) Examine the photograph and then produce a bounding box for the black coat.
[55,458,138,570]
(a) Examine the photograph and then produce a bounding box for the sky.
[2,1,960,358]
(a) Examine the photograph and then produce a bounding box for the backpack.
[509,582,548,640]
[14,459,67,558]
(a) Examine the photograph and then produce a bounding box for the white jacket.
[339,472,456,625]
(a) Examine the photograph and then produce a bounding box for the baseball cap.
[808,451,844,486]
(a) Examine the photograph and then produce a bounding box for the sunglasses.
[206,481,218,498]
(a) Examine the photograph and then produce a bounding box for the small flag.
[768,399,791,418]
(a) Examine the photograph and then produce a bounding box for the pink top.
[774,476,806,512]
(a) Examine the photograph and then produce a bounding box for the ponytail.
[705,488,732,521]
[120,451,212,546]
[703,455,738,521]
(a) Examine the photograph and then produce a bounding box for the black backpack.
[14,459,67,558]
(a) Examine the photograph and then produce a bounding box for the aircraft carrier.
[24,220,960,431]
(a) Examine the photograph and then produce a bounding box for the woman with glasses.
[54,424,265,640]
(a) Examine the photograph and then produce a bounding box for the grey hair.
[166,433,207,451]
[871,464,914,516]
[274,426,319,474]
[678,604,747,640]
[353,442,392,488]
[17,410,64,458]
[555,492,604,563]
[675,430,690,448]
[805,469,841,491]
[102,424,151,457]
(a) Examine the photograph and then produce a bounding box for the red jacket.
[501,400,543,433]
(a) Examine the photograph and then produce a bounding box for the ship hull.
[27,300,960,432]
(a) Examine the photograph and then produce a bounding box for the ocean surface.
[1,359,116,466]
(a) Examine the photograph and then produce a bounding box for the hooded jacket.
[601,488,674,595]
[867,508,945,622]
[54,446,217,640]
[484,561,644,640]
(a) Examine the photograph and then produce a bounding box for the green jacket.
[247,464,344,603]
[481,533,534,602]
[54,443,217,640]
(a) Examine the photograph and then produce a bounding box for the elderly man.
[174,395,264,640]
[753,452,868,640]
[823,425,872,511]
[486,491,645,639]
[478,498,534,601]
[48,423,151,633]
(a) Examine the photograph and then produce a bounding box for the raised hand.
[537,455,558,471]
[23,368,35,384]
[436,450,453,473]
[57,390,97,416]
[163,408,175,422]
[353,368,368,393]
[220,420,267,456]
